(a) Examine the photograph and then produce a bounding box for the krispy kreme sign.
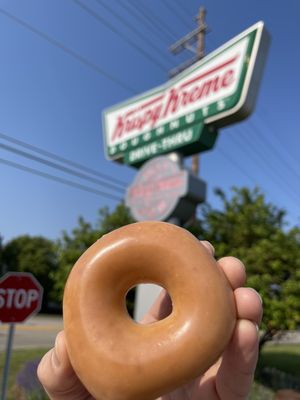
[125,155,206,222]
[102,21,269,166]
[126,156,188,221]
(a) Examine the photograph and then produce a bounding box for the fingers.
[218,256,247,289]
[213,281,262,399]
[141,240,262,332]
[37,331,93,400]
[141,241,216,324]
[141,242,257,325]
[235,287,263,325]
[202,243,247,291]
[215,319,259,399]
[218,256,262,324]
[140,240,215,324]
[201,240,215,256]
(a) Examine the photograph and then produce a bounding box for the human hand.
[38,241,262,400]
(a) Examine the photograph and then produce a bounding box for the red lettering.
[111,63,237,143]
[199,76,221,98]
[222,69,234,87]
[163,88,180,117]
[111,117,124,141]
[190,86,203,102]
[125,119,135,132]
[151,105,163,127]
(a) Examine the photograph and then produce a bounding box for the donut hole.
[125,286,136,318]
[125,284,173,324]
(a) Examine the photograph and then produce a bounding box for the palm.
[157,358,225,399]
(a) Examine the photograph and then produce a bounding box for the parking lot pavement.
[0,314,63,351]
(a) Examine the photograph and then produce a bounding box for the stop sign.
[0,272,43,323]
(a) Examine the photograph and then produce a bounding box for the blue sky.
[1,0,300,243]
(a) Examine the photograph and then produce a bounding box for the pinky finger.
[215,319,259,400]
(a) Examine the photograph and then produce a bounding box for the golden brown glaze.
[63,221,236,400]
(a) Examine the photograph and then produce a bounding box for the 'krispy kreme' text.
[111,55,238,143]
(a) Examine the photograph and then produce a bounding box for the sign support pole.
[192,7,206,177]
[169,7,207,176]
[1,323,15,400]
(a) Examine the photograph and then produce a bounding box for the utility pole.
[169,7,207,176]
[192,7,206,176]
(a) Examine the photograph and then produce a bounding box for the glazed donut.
[63,221,236,400]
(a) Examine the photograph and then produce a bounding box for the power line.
[0,142,124,194]
[128,1,197,66]
[217,133,300,212]
[175,2,196,21]
[0,157,122,202]
[0,131,127,188]
[3,4,296,212]
[116,1,190,64]
[229,127,300,206]
[72,0,169,72]
[0,6,136,94]
[128,0,177,42]
[161,0,193,31]
[93,0,173,66]
[116,0,173,46]
[217,147,258,185]
[248,120,300,182]
[256,111,300,171]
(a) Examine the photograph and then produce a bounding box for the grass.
[249,381,274,399]
[259,344,300,377]
[0,348,49,400]
[0,344,299,399]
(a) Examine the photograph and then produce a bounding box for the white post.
[1,323,15,400]
[134,284,162,322]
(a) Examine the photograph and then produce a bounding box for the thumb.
[37,331,93,400]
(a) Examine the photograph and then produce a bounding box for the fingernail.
[201,241,215,255]
[248,287,263,304]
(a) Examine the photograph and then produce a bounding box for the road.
[1,314,299,352]
[0,314,63,351]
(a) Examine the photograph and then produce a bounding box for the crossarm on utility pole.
[168,7,207,176]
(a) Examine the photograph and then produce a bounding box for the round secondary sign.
[126,155,188,221]
[0,272,43,323]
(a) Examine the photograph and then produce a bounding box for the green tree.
[2,235,58,311]
[53,203,134,303]
[198,187,300,345]
[52,216,101,302]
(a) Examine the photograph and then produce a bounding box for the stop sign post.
[0,272,43,400]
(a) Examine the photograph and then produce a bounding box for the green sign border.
[102,21,269,167]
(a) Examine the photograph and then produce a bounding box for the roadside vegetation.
[0,348,48,400]
[1,186,299,396]
[0,345,299,399]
